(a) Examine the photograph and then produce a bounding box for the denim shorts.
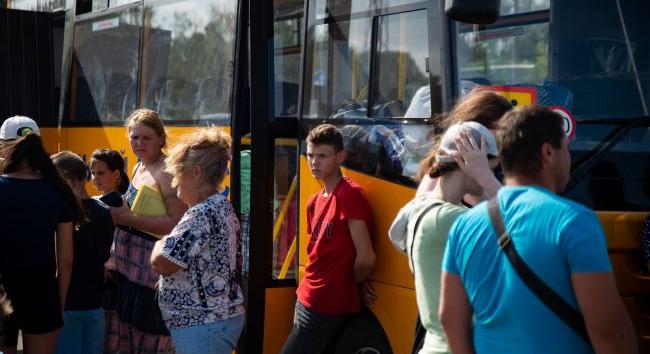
[55,308,105,354]
[169,315,245,354]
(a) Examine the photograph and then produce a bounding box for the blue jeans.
[279,301,346,354]
[55,308,104,354]
[170,315,245,354]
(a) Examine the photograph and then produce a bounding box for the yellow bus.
[34,0,650,352]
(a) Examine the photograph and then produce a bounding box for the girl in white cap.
[0,116,84,354]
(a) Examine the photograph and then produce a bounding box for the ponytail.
[118,169,130,195]
[3,134,84,222]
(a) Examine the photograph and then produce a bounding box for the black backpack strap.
[409,202,442,273]
[487,197,591,344]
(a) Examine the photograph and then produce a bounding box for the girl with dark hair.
[0,119,83,354]
[414,89,513,197]
[90,149,129,195]
[52,151,114,354]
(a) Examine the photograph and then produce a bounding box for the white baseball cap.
[0,116,40,140]
[436,121,498,163]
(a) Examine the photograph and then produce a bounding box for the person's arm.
[439,271,475,354]
[56,222,74,311]
[111,171,186,235]
[572,272,638,354]
[150,239,182,276]
[150,207,210,276]
[348,219,376,282]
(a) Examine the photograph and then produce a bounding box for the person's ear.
[192,164,202,178]
[336,149,347,164]
[540,142,555,165]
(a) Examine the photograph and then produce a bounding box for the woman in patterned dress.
[107,109,187,353]
[150,127,245,354]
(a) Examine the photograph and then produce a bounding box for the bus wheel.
[328,311,393,354]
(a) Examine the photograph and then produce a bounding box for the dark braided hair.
[2,133,84,222]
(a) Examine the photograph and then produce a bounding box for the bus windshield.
[456,0,650,210]
[456,0,650,120]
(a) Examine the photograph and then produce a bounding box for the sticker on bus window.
[549,106,576,140]
[481,86,538,107]
[92,18,119,32]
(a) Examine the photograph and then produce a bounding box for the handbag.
[487,197,591,344]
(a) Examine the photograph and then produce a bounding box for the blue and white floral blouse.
[158,193,245,329]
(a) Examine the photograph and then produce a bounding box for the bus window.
[373,10,429,118]
[272,140,298,280]
[303,19,371,118]
[66,6,142,124]
[142,0,237,124]
[456,20,550,96]
[274,0,303,117]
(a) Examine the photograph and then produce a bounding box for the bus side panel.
[366,281,418,354]
[263,287,297,354]
[61,126,231,195]
[40,127,59,155]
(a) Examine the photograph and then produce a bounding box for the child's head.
[306,124,346,180]
[51,151,88,198]
[91,149,129,195]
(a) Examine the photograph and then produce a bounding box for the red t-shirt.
[297,177,373,315]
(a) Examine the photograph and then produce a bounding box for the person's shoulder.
[338,177,368,199]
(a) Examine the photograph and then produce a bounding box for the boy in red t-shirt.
[280,124,376,354]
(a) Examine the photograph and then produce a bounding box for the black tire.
[326,310,393,354]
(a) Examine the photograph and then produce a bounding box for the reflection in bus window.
[334,122,433,181]
[143,0,237,123]
[274,2,303,117]
[499,0,549,16]
[67,8,142,123]
[303,19,371,118]
[457,23,549,89]
[374,10,429,118]
[313,0,428,19]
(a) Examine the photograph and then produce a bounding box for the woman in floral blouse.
[150,127,244,354]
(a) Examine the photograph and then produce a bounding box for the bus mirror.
[445,0,500,25]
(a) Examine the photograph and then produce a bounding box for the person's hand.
[110,196,132,225]
[360,280,377,304]
[453,132,492,184]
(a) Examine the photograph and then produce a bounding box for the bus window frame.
[299,1,435,122]
[64,1,144,127]
[66,0,238,128]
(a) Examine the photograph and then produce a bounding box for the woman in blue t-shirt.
[0,116,84,354]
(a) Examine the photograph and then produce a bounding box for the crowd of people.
[0,110,243,354]
[0,88,644,354]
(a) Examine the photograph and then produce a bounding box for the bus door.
[233,1,303,353]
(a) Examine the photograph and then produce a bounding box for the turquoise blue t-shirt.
[443,186,611,354]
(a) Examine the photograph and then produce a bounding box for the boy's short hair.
[307,124,344,152]
[497,105,565,177]
[51,150,88,182]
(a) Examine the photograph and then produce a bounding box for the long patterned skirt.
[104,227,174,353]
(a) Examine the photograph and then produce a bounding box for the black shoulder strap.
[487,197,591,344]
[409,202,442,273]
[132,161,141,179]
